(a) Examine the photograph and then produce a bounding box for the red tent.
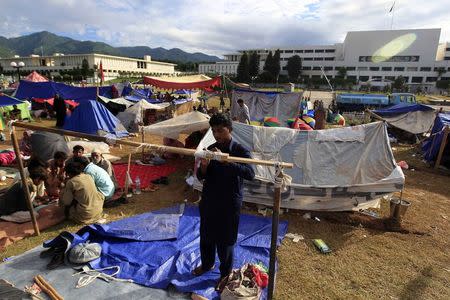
[33,97,79,108]
[143,76,221,90]
[24,71,49,82]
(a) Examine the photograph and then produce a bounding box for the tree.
[263,51,273,72]
[249,52,260,78]
[436,67,447,80]
[236,51,250,83]
[286,55,302,82]
[271,49,281,79]
[81,59,90,78]
[337,67,347,78]
[392,75,406,92]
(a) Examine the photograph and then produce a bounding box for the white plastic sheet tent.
[117,100,171,132]
[195,121,404,211]
[98,95,134,108]
[231,89,302,126]
[143,111,210,139]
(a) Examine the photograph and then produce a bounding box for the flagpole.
[390,1,396,30]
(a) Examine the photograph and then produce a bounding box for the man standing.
[234,99,250,124]
[193,113,255,289]
[53,94,67,127]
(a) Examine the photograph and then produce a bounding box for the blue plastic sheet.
[172,98,193,105]
[45,205,287,299]
[15,80,112,103]
[63,100,129,138]
[422,113,450,162]
[0,94,24,107]
[373,103,433,116]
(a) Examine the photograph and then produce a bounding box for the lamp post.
[10,61,25,82]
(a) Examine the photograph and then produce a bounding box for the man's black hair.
[65,161,84,177]
[28,157,49,172]
[29,166,48,181]
[54,151,68,160]
[237,98,244,103]
[73,145,84,152]
[209,113,232,131]
[72,156,90,168]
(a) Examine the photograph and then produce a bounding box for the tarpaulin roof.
[24,71,49,82]
[143,75,221,90]
[33,97,79,107]
[63,100,129,138]
[373,103,434,116]
[196,121,404,211]
[144,111,210,139]
[422,113,450,162]
[98,95,134,108]
[117,100,170,132]
[173,89,192,95]
[15,80,112,103]
[44,205,288,300]
[0,93,24,107]
[231,89,302,126]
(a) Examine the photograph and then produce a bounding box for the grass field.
[1,118,449,299]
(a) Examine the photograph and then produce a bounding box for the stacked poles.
[11,122,293,299]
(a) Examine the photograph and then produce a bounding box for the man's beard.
[92,157,101,164]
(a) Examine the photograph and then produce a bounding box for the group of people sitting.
[0,145,117,224]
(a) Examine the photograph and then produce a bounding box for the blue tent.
[174,89,191,95]
[422,113,450,162]
[63,100,129,138]
[373,103,433,116]
[0,94,24,107]
[15,80,112,103]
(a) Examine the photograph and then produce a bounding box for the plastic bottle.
[134,176,141,194]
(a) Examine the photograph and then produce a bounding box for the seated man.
[65,145,84,165]
[59,160,104,224]
[90,149,117,187]
[74,157,115,199]
[9,105,22,120]
[0,167,48,216]
[14,157,49,200]
[46,151,68,198]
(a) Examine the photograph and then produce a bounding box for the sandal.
[192,265,215,276]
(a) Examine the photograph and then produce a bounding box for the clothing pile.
[221,263,268,300]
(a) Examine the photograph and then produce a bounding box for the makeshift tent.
[33,97,79,108]
[143,75,221,90]
[31,131,69,162]
[372,103,436,134]
[231,89,302,127]
[143,111,210,139]
[117,100,170,132]
[9,71,49,89]
[63,100,129,138]
[195,121,404,211]
[0,94,32,121]
[14,80,112,103]
[422,112,450,162]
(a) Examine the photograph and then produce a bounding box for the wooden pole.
[267,168,283,300]
[10,127,40,236]
[123,153,132,196]
[12,122,294,169]
[434,126,449,169]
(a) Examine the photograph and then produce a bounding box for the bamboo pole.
[11,122,294,169]
[10,127,40,236]
[267,170,283,300]
[434,126,449,170]
[124,153,132,197]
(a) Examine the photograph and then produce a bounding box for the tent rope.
[73,265,133,288]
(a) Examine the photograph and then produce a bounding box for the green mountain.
[0,31,220,63]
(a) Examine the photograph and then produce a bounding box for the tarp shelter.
[231,89,302,127]
[422,112,450,162]
[33,97,79,108]
[98,95,134,114]
[31,131,69,162]
[117,100,170,132]
[0,94,32,122]
[372,103,436,134]
[143,75,221,90]
[15,80,112,103]
[195,121,404,211]
[10,71,49,89]
[64,100,129,138]
[144,111,210,139]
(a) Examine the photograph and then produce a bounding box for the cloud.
[0,0,449,57]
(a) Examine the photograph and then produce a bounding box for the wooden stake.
[434,126,449,169]
[267,169,283,300]
[10,127,40,236]
[123,153,132,196]
[12,122,294,169]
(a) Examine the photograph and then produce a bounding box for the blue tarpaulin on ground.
[422,113,450,162]
[15,80,112,103]
[63,100,129,138]
[45,205,288,299]
[373,103,433,116]
[0,94,24,107]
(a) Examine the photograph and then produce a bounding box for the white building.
[199,28,450,90]
[1,53,176,80]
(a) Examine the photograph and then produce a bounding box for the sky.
[1,0,449,57]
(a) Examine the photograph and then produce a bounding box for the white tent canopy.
[98,95,134,108]
[195,121,404,211]
[117,100,170,132]
[143,111,210,139]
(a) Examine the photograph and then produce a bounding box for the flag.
[99,60,104,85]
[389,1,395,13]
